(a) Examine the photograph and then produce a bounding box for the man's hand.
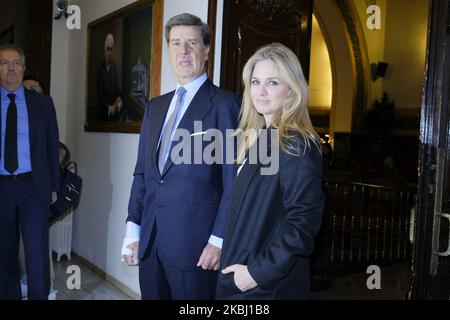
[51,192,57,205]
[123,241,139,266]
[114,97,123,113]
[222,264,257,292]
[197,243,221,271]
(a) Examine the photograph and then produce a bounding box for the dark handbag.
[49,161,82,224]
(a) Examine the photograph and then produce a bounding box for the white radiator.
[49,213,73,261]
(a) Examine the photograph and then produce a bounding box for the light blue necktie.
[158,87,186,173]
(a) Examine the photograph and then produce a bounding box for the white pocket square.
[191,131,207,136]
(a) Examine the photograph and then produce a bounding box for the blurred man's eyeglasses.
[106,46,113,52]
[0,59,24,68]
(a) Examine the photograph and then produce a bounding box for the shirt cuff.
[125,221,141,239]
[208,235,223,249]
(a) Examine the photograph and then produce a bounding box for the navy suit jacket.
[0,88,60,206]
[127,79,240,271]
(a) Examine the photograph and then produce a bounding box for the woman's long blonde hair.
[236,43,321,163]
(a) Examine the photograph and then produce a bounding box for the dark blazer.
[97,60,121,120]
[216,132,324,299]
[0,88,60,206]
[127,79,240,271]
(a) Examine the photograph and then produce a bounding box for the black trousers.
[0,176,50,300]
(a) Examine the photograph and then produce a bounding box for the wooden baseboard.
[71,251,140,300]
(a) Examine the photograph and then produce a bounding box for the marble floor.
[51,254,134,300]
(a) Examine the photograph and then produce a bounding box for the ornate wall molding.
[333,0,368,132]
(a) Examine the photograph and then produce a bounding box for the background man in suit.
[0,44,60,300]
[23,76,45,95]
[97,33,123,121]
[122,13,240,299]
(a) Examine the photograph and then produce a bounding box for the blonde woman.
[216,43,324,299]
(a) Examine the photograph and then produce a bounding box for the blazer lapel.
[148,92,174,177]
[225,129,275,239]
[161,80,214,176]
[226,157,261,242]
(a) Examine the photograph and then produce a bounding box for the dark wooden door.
[28,0,53,94]
[220,0,313,93]
[409,0,450,299]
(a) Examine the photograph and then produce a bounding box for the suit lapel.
[161,80,215,176]
[226,129,275,238]
[175,80,214,134]
[148,92,174,176]
[24,89,37,148]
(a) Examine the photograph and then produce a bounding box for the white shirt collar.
[175,73,207,95]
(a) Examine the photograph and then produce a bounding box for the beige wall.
[352,0,388,105]
[383,0,428,108]
[352,0,428,109]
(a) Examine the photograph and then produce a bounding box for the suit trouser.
[0,176,50,300]
[139,227,218,300]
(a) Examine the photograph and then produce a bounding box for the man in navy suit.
[122,13,240,299]
[0,44,60,300]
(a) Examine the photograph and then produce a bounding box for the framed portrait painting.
[85,0,163,133]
